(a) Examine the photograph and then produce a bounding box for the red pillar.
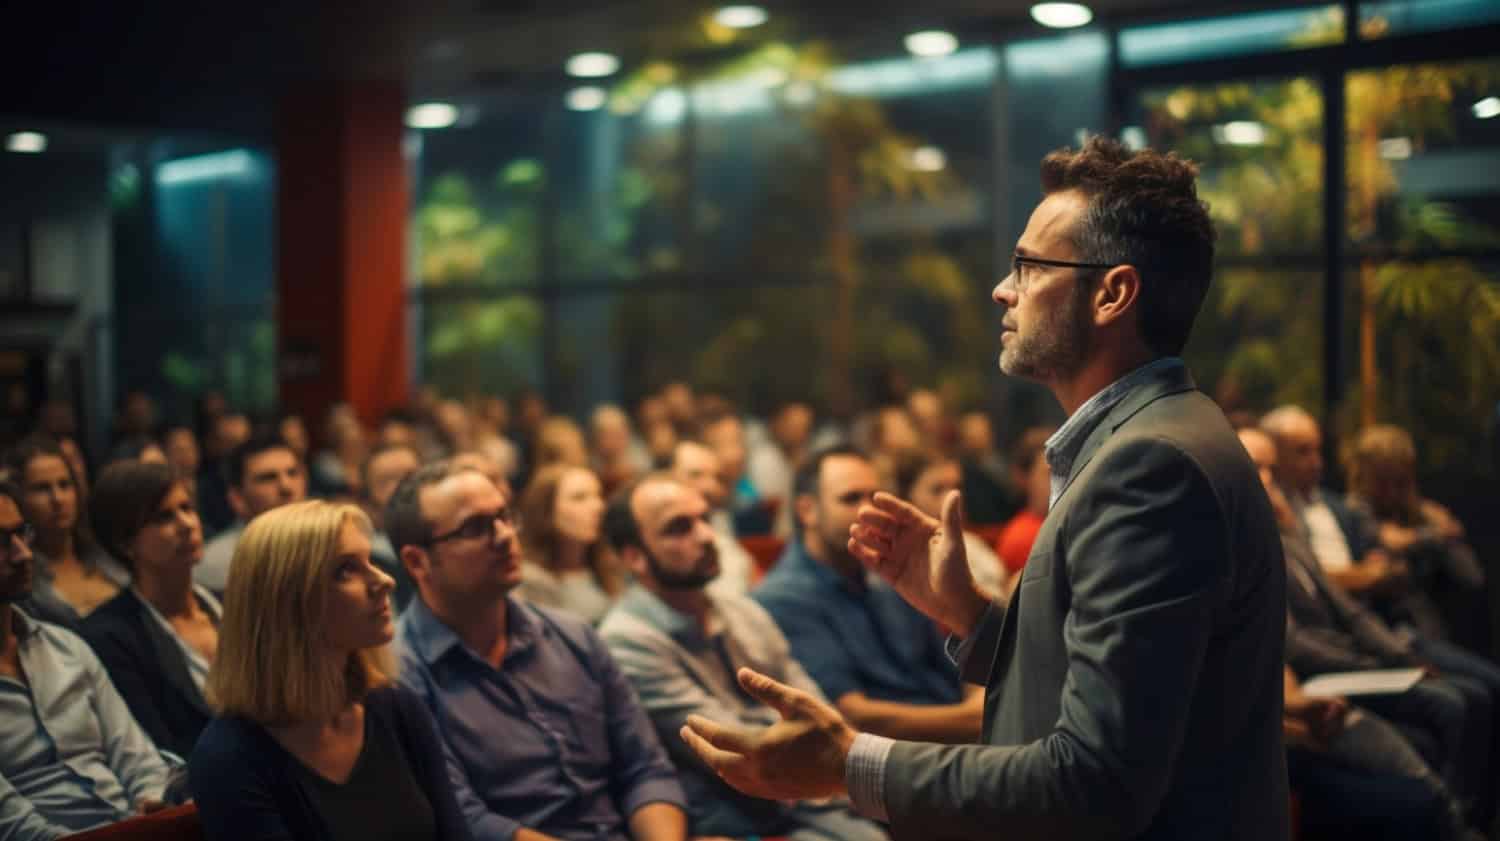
[275,82,409,433]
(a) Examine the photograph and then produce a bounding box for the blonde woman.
[514,464,623,623]
[189,500,471,841]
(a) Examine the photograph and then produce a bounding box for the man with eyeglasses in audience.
[0,479,171,841]
[387,461,690,841]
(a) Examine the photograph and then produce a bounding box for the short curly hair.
[1040,136,1215,356]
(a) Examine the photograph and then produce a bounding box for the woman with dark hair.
[6,434,126,627]
[190,501,470,841]
[81,460,217,758]
[514,464,622,623]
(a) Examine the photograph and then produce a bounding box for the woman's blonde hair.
[206,500,394,724]
[1345,424,1421,525]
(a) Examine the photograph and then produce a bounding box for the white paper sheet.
[1301,668,1424,698]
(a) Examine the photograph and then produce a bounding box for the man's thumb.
[940,490,965,536]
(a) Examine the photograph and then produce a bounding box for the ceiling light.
[907,146,947,172]
[645,88,688,124]
[405,103,459,129]
[6,131,47,153]
[1377,137,1412,160]
[1211,121,1266,146]
[566,87,608,111]
[904,30,959,58]
[714,5,768,29]
[1473,96,1500,119]
[1030,3,1094,28]
[566,52,620,78]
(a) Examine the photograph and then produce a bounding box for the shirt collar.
[617,585,722,647]
[401,594,542,667]
[1045,356,1184,509]
[785,537,869,594]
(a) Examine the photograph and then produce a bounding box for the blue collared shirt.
[1045,356,1185,510]
[753,539,961,707]
[396,596,686,841]
[1,607,170,841]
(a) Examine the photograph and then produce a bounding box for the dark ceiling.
[0,0,1239,135]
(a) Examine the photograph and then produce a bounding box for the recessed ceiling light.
[405,103,460,129]
[904,30,958,58]
[566,52,620,78]
[5,131,47,153]
[907,146,947,172]
[1030,3,1094,28]
[714,5,768,29]
[1473,96,1500,120]
[566,87,608,111]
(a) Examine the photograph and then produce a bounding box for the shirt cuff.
[945,603,995,667]
[621,777,690,816]
[845,732,895,823]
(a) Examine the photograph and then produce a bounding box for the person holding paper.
[680,137,1289,841]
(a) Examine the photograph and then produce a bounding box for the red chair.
[738,535,786,583]
[63,804,203,841]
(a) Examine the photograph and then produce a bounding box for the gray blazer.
[882,365,1289,841]
[1282,530,1420,676]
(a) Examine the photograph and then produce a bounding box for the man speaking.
[680,137,1288,841]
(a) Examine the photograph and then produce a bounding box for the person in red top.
[995,426,1056,576]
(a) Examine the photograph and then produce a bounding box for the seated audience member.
[1283,665,1469,841]
[190,500,468,841]
[701,409,772,537]
[891,450,1007,599]
[277,413,312,466]
[753,445,979,742]
[905,389,949,453]
[514,465,623,624]
[864,406,922,494]
[533,417,590,472]
[0,479,173,841]
[162,426,200,498]
[82,462,217,759]
[1240,428,1489,831]
[469,397,521,484]
[196,411,251,536]
[600,474,889,841]
[7,436,127,627]
[746,402,814,533]
[591,405,649,497]
[105,437,168,468]
[994,426,1054,578]
[1260,405,1406,597]
[668,441,755,597]
[195,433,308,593]
[1346,424,1491,650]
[362,443,424,611]
[310,403,367,498]
[387,462,690,841]
[953,411,1018,528]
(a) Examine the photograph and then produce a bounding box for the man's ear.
[620,544,649,580]
[794,494,817,533]
[227,488,249,520]
[1093,264,1143,329]
[400,544,430,583]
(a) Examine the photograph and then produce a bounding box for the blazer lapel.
[1047,366,1199,511]
[138,600,212,718]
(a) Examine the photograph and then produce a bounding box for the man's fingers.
[848,523,890,553]
[872,492,938,528]
[680,724,747,773]
[854,505,900,533]
[939,490,965,535]
[848,536,888,571]
[683,713,758,754]
[737,668,808,719]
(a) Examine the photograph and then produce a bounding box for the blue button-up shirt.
[1045,356,1184,510]
[396,596,686,841]
[753,539,961,707]
[1,607,170,841]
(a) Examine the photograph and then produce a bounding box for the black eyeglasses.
[0,523,35,558]
[427,510,514,546]
[1008,253,1117,293]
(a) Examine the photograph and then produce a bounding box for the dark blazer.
[882,365,1289,841]
[1282,531,1420,677]
[81,589,214,758]
[189,685,472,841]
